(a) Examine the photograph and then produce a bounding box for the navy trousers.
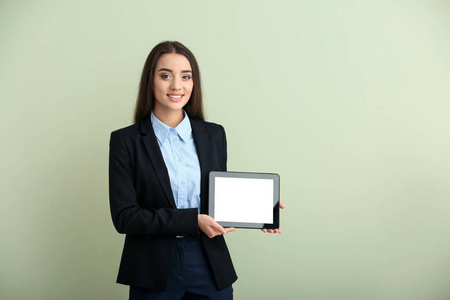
[129,236,233,300]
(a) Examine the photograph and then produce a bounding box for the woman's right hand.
[198,214,236,238]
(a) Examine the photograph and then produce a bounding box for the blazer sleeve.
[109,130,198,236]
[221,125,227,172]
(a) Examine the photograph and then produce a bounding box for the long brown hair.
[134,41,204,123]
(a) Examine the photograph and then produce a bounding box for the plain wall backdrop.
[1,1,450,299]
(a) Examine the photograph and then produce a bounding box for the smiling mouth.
[167,94,183,100]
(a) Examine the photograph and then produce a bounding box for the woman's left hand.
[262,201,285,234]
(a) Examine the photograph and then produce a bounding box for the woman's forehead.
[156,53,192,71]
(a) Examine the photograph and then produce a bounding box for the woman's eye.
[182,75,191,80]
[161,74,171,79]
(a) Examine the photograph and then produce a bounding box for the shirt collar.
[150,111,192,143]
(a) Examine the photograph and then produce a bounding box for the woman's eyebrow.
[158,68,192,73]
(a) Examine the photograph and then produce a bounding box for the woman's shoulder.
[109,121,145,146]
[190,119,225,133]
[111,122,140,136]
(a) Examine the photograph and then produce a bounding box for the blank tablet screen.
[208,171,280,229]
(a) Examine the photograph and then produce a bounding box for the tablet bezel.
[208,171,280,229]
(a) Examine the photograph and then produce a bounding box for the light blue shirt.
[151,111,201,213]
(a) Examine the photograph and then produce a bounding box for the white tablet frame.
[208,171,280,229]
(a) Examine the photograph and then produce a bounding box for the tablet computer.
[208,171,280,229]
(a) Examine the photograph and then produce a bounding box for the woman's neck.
[153,108,184,128]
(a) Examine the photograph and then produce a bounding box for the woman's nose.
[170,77,181,90]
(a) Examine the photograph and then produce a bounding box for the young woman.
[109,41,281,300]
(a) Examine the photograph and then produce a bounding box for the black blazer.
[109,117,237,290]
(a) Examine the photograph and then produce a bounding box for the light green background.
[1,1,450,299]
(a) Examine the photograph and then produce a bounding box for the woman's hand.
[198,214,236,238]
[262,201,285,234]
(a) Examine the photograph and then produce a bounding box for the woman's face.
[152,53,193,117]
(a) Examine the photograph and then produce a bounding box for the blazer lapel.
[140,119,177,209]
[191,120,212,214]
